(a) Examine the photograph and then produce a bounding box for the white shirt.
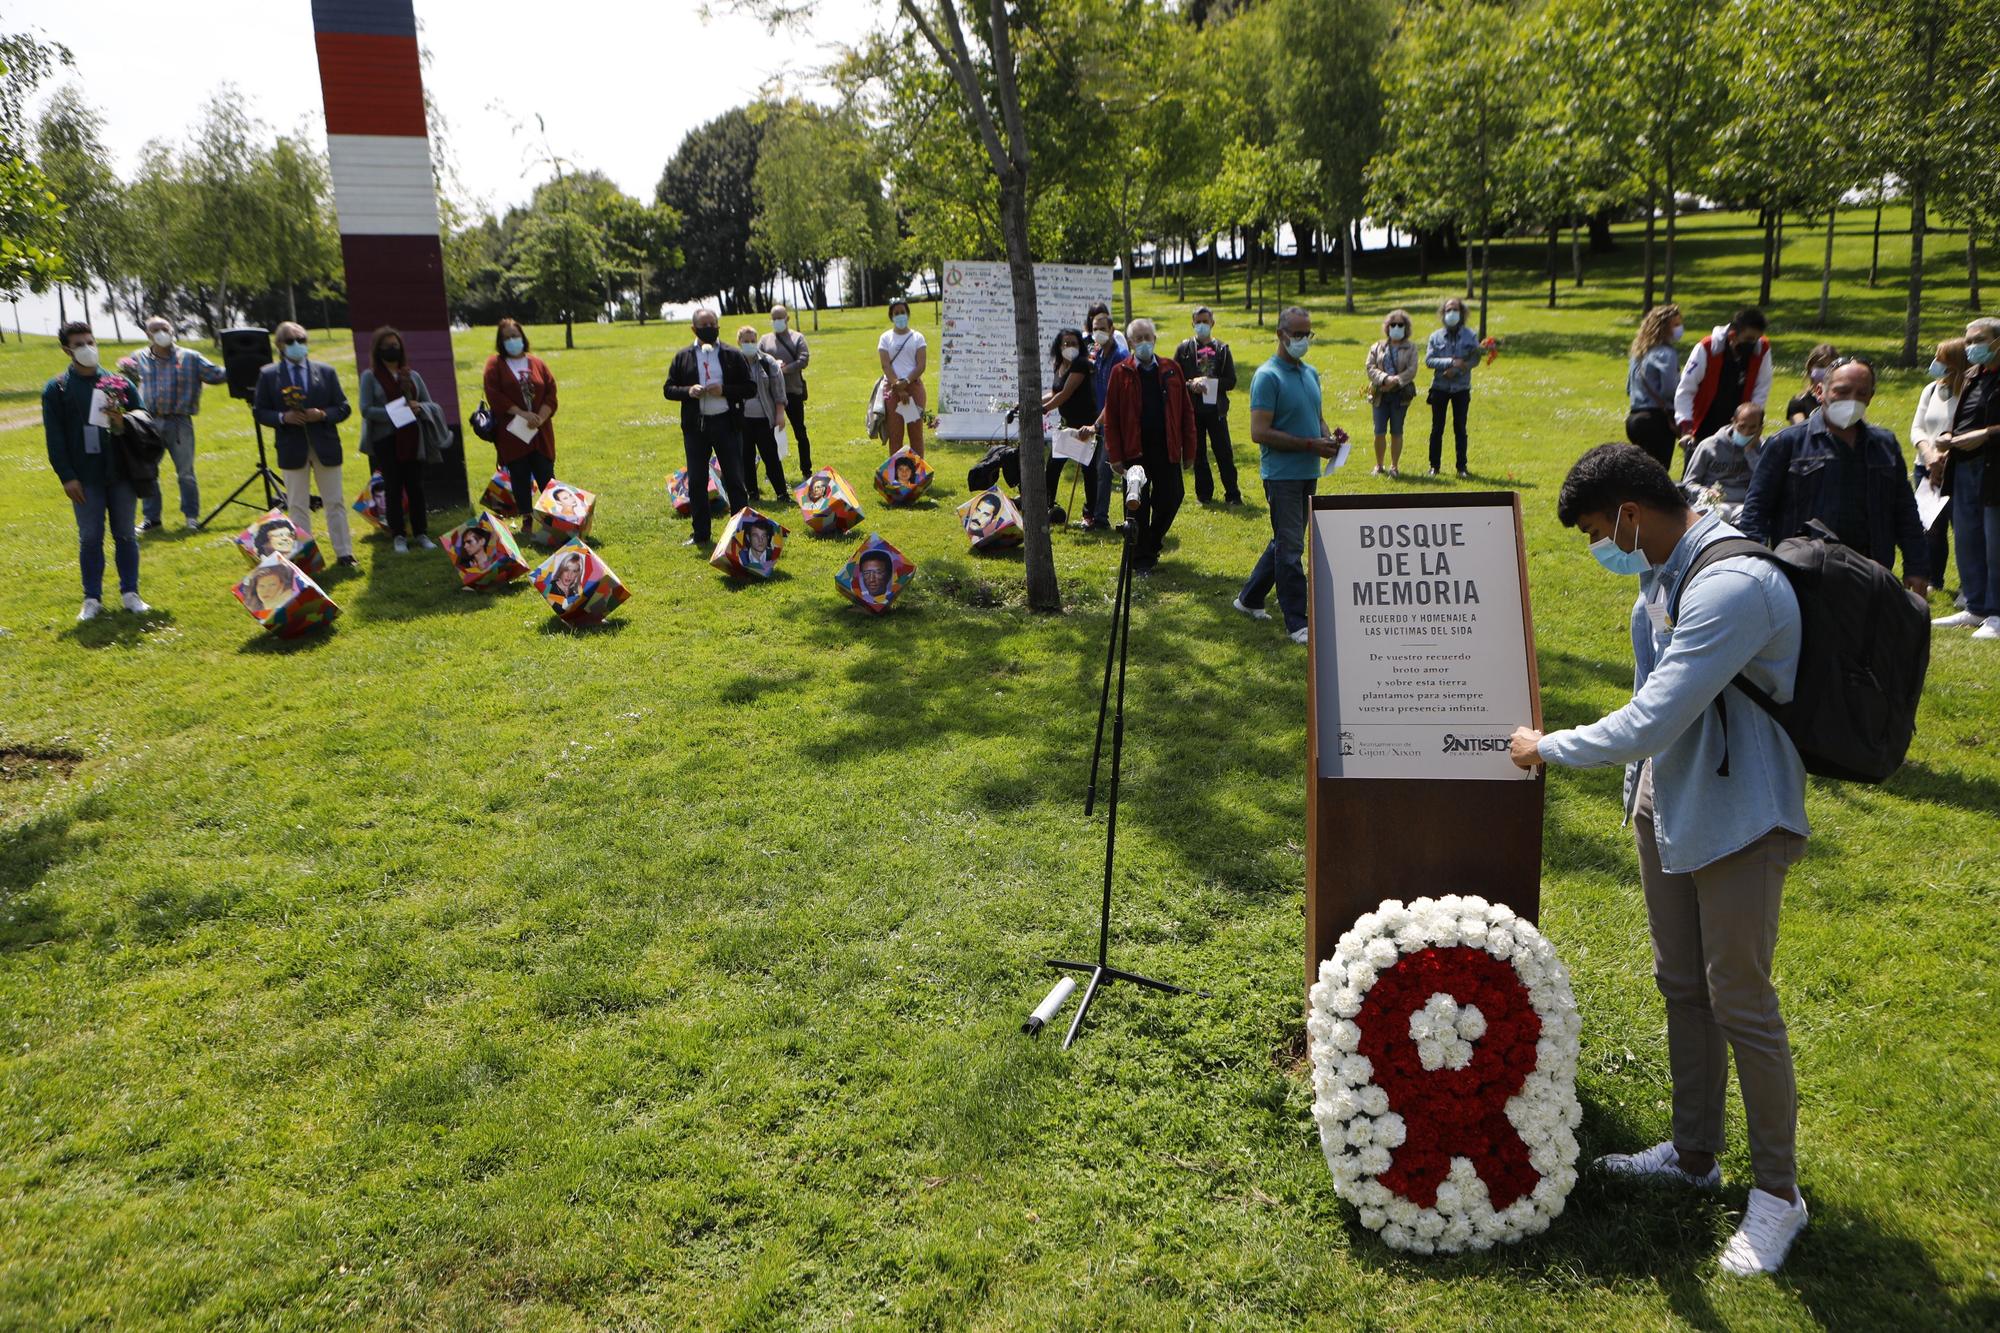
[696,343,728,416]
[878,327,926,380]
[505,355,530,379]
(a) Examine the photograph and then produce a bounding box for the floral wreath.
[1307,894,1581,1254]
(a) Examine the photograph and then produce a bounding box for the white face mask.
[1092,330,1111,346]
[150,330,174,349]
[1443,310,1462,329]
[1060,345,1080,361]
[71,343,100,369]
[738,340,757,353]
[1824,398,1867,429]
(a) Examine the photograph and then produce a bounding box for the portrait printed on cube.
[455,524,494,573]
[532,538,630,625]
[241,561,299,615]
[834,533,915,613]
[253,517,298,559]
[234,510,324,574]
[858,550,893,599]
[546,549,588,604]
[957,487,1024,551]
[741,517,777,574]
[874,448,933,506]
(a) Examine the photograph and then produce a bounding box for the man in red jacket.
[1103,317,1195,574]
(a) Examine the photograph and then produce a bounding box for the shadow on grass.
[236,624,338,654]
[0,807,82,952]
[1873,759,2000,820]
[62,609,176,650]
[537,614,629,636]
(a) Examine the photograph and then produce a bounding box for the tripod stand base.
[198,467,288,531]
[1046,957,1189,1049]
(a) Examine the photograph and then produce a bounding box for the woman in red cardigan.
[482,317,559,540]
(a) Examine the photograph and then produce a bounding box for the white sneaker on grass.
[415,535,436,550]
[1595,1141,1721,1189]
[1973,616,2000,640]
[393,535,409,554]
[1719,1187,1808,1276]
[1289,627,1309,644]
[1232,595,1270,621]
[77,597,102,622]
[1933,609,1982,627]
[120,592,150,614]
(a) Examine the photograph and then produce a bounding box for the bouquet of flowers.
[1480,336,1503,367]
[95,372,134,414]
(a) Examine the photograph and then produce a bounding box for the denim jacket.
[1738,410,1925,578]
[1425,325,1482,394]
[1539,514,1807,874]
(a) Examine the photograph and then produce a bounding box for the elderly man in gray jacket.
[253,321,356,564]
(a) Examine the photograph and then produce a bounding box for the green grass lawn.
[0,207,1995,1330]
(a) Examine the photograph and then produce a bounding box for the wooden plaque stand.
[1303,492,1545,996]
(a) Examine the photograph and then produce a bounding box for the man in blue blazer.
[254,321,356,564]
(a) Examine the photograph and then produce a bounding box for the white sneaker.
[1933,609,1982,627]
[1232,595,1271,621]
[77,597,102,622]
[1595,1141,1721,1189]
[120,592,150,614]
[1973,616,2000,640]
[1289,627,1309,645]
[393,536,409,554]
[1719,1187,1808,1276]
[185,519,201,533]
[415,535,436,550]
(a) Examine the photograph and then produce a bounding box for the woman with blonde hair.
[1912,337,1968,590]
[1365,307,1418,476]
[1785,342,1839,424]
[1625,303,1683,470]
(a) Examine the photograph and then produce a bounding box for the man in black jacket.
[663,308,753,547]
[1174,307,1241,504]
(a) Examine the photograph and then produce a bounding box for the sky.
[7,0,884,335]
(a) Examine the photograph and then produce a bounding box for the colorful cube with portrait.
[835,533,915,615]
[530,538,630,627]
[874,448,934,506]
[441,510,530,590]
[791,467,865,535]
[233,508,325,576]
[480,466,519,518]
[232,555,339,638]
[709,507,789,581]
[670,459,727,517]
[957,487,1025,552]
[352,472,389,531]
[534,478,596,538]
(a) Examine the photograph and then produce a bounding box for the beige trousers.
[283,446,352,559]
[1633,765,1806,1193]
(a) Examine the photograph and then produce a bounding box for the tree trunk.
[1571,214,1583,286]
[1464,237,1474,299]
[1970,219,1982,311]
[1122,249,1134,324]
[1243,232,1255,312]
[1211,236,1220,303]
[287,281,298,324]
[1869,187,1884,288]
[1759,207,1776,306]
[996,171,1058,612]
[1257,247,1265,327]
[1178,236,1186,302]
[1589,206,1616,254]
[107,292,122,343]
[1642,186,1657,310]
[1818,206,1837,328]
[1341,218,1355,314]
[1774,210,1785,282]
[564,309,574,350]
[1547,223,1558,309]
[1663,156,1679,304]
[1417,228,1430,284]
[1353,218,1364,253]
[1478,229,1491,340]
[1904,170,1928,368]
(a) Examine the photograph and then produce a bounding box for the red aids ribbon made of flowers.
[1353,946,1543,1210]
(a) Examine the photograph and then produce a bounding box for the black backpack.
[469,399,498,444]
[967,443,1021,493]
[1668,524,1931,783]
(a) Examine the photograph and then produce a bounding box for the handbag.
[470,399,498,443]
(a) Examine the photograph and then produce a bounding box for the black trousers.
[508,450,555,524]
[783,396,812,475]
[1134,437,1183,563]
[740,415,789,498]
[376,447,428,537]
[1625,407,1678,472]
[684,418,748,544]
[1192,410,1240,502]
[1428,390,1470,471]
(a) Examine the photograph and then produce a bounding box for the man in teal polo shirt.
[1233,306,1345,642]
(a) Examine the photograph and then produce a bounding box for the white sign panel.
[938,260,1112,439]
[1311,501,1535,781]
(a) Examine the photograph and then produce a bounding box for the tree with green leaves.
[751,102,888,327]
[505,208,604,339]
[254,132,340,325]
[180,88,271,337]
[1274,0,1391,314]
[35,85,125,333]
[0,26,73,340]
[655,107,768,314]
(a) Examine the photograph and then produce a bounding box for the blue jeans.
[1371,396,1411,436]
[1240,477,1317,631]
[73,479,141,600]
[141,415,199,524]
[1086,443,1113,523]
[1951,454,2000,617]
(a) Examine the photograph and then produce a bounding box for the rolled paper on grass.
[352,472,389,531]
[791,467,865,535]
[530,538,630,626]
[710,507,789,581]
[834,533,915,614]
[956,487,1025,552]
[534,479,597,538]
[441,511,531,590]
[874,448,934,506]
[232,554,339,638]
[234,509,326,576]
[480,466,519,518]
[670,460,728,517]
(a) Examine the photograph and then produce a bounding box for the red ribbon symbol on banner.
[1353,946,1543,1210]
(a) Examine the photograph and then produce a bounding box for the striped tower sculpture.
[310,0,469,507]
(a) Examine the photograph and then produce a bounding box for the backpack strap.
[1665,536,1784,777]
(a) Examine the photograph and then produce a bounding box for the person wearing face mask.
[1674,306,1773,445]
[877,299,928,457]
[1174,306,1241,504]
[1235,307,1345,643]
[482,317,560,542]
[253,320,355,565]
[1932,316,2000,638]
[1784,343,1838,426]
[1740,358,1927,591]
[116,315,225,534]
[758,303,812,475]
[734,324,791,502]
[1680,402,1765,523]
[1365,306,1419,477]
[359,325,435,553]
[1909,337,1965,595]
[1424,296,1481,478]
[1040,327,1097,522]
[44,321,153,619]
[1625,303,1685,471]
[1101,317,1194,574]
[1511,442,1811,1279]
[663,307,753,550]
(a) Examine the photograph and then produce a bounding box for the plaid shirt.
[117,345,227,417]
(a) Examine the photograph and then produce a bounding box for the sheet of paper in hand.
[957,486,1025,552]
[385,396,417,429]
[233,554,339,638]
[441,511,531,590]
[874,448,934,506]
[234,508,326,576]
[791,467,865,535]
[533,478,596,537]
[531,538,630,626]
[835,533,915,614]
[1916,476,1949,530]
[1052,428,1095,464]
[88,389,111,429]
[505,413,538,444]
[710,507,789,581]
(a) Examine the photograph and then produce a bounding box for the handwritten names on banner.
[938,261,1112,439]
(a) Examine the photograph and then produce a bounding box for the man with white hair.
[117,315,226,533]
[252,321,356,565]
[1931,316,2000,639]
[1101,316,1195,574]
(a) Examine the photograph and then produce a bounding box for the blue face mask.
[1969,341,1995,365]
[1286,335,1313,359]
[1193,322,1212,339]
[282,341,309,363]
[1928,359,1948,379]
[772,318,788,333]
[1443,310,1462,329]
[1590,509,1651,576]
[1133,340,1156,362]
[1728,429,1756,448]
[503,337,525,357]
[892,313,910,331]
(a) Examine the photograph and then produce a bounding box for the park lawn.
[0,207,1995,1331]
